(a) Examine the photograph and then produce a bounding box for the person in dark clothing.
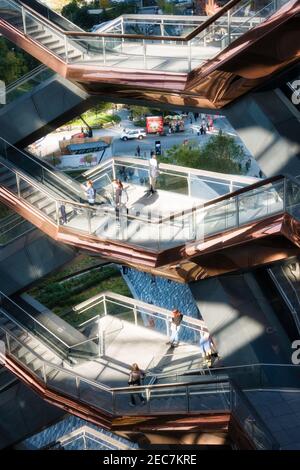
[128,363,146,406]
[136,145,141,157]
[60,204,67,224]
[166,309,183,347]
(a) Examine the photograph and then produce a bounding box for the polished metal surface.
[0,0,299,109]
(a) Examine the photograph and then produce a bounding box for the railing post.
[143,40,147,69]
[6,332,10,354]
[102,37,106,65]
[21,7,27,35]
[87,209,92,234]
[145,387,150,413]
[133,305,138,325]
[103,296,107,316]
[227,9,231,45]
[112,390,116,414]
[166,317,170,338]
[160,19,165,44]
[188,40,192,72]
[186,385,190,413]
[112,161,116,180]
[283,177,287,212]
[55,201,60,225]
[98,323,104,358]
[121,17,125,51]
[76,376,80,397]
[64,35,69,63]
[187,173,192,197]
[16,174,21,197]
[190,207,196,240]
[42,363,47,384]
[158,215,162,251]
[235,195,239,227]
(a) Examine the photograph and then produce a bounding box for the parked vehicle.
[120,129,146,141]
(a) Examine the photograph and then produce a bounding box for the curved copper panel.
[1,2,299,109]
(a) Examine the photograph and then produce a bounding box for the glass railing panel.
[59,200,93,233]
[78,379,113,412]
[92,167,115,199]
[0,0,25,31]
[259,364,300,389]
[1,140,85,203]
[0,164,18,194]
[238,181,284,225]
[211,364,263,388]
[202,198,237,237]
[157,172,189,196]
[46,366,79,398]
[113,389,145,415]
[0,294,70,358]
[188,383,230,412]
[0,66,54,107]
[191,0,289,67]
[75,299,105,319]
[18,176,58,222]
[135,308,168,336]
[115,162,148,188]
[103,298,134,318]
[189,174,248,199]
[286,179,300,220]
[148,385,188,413]
[70,336,100,358]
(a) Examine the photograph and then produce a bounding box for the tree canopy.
[163,132,245,175]
[0,38,38,85]
[61,0,136,30]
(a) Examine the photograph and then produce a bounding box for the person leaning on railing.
[128,363,146,407]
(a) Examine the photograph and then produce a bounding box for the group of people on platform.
[127,308,217,407]
[59,150,161,225]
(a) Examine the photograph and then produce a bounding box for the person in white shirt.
[149,152,159,194]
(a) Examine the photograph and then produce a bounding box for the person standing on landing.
[128,363,146,406]
[149,152,159,194]
[166,309,183,348]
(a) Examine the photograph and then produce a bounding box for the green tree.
[84,154,94,166]
[157,0,178,14]
[0,38,28,84]
[164,132,245,175]
[61,0,136,30]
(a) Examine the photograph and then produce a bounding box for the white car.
[120,129,146,141]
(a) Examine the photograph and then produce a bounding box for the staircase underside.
[0,2,299,110]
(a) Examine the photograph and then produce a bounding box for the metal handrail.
[0,294,70,348]
[85,155,259,185]
[0,321,294,448]
[268,267,300,335]
[1,321,230,393]
[64,0,244,42]
[0,137,83,199]
[73,291,208,331]
[15,0,274,46]
[0,149,289,250]
[0,158,97,213]
[4,64,47,92]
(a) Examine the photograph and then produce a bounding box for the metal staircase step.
[29,30,52,42]
[25,191,45,205]
[44,203,57,216]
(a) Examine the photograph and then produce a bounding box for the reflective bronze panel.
[1,2,299,109]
